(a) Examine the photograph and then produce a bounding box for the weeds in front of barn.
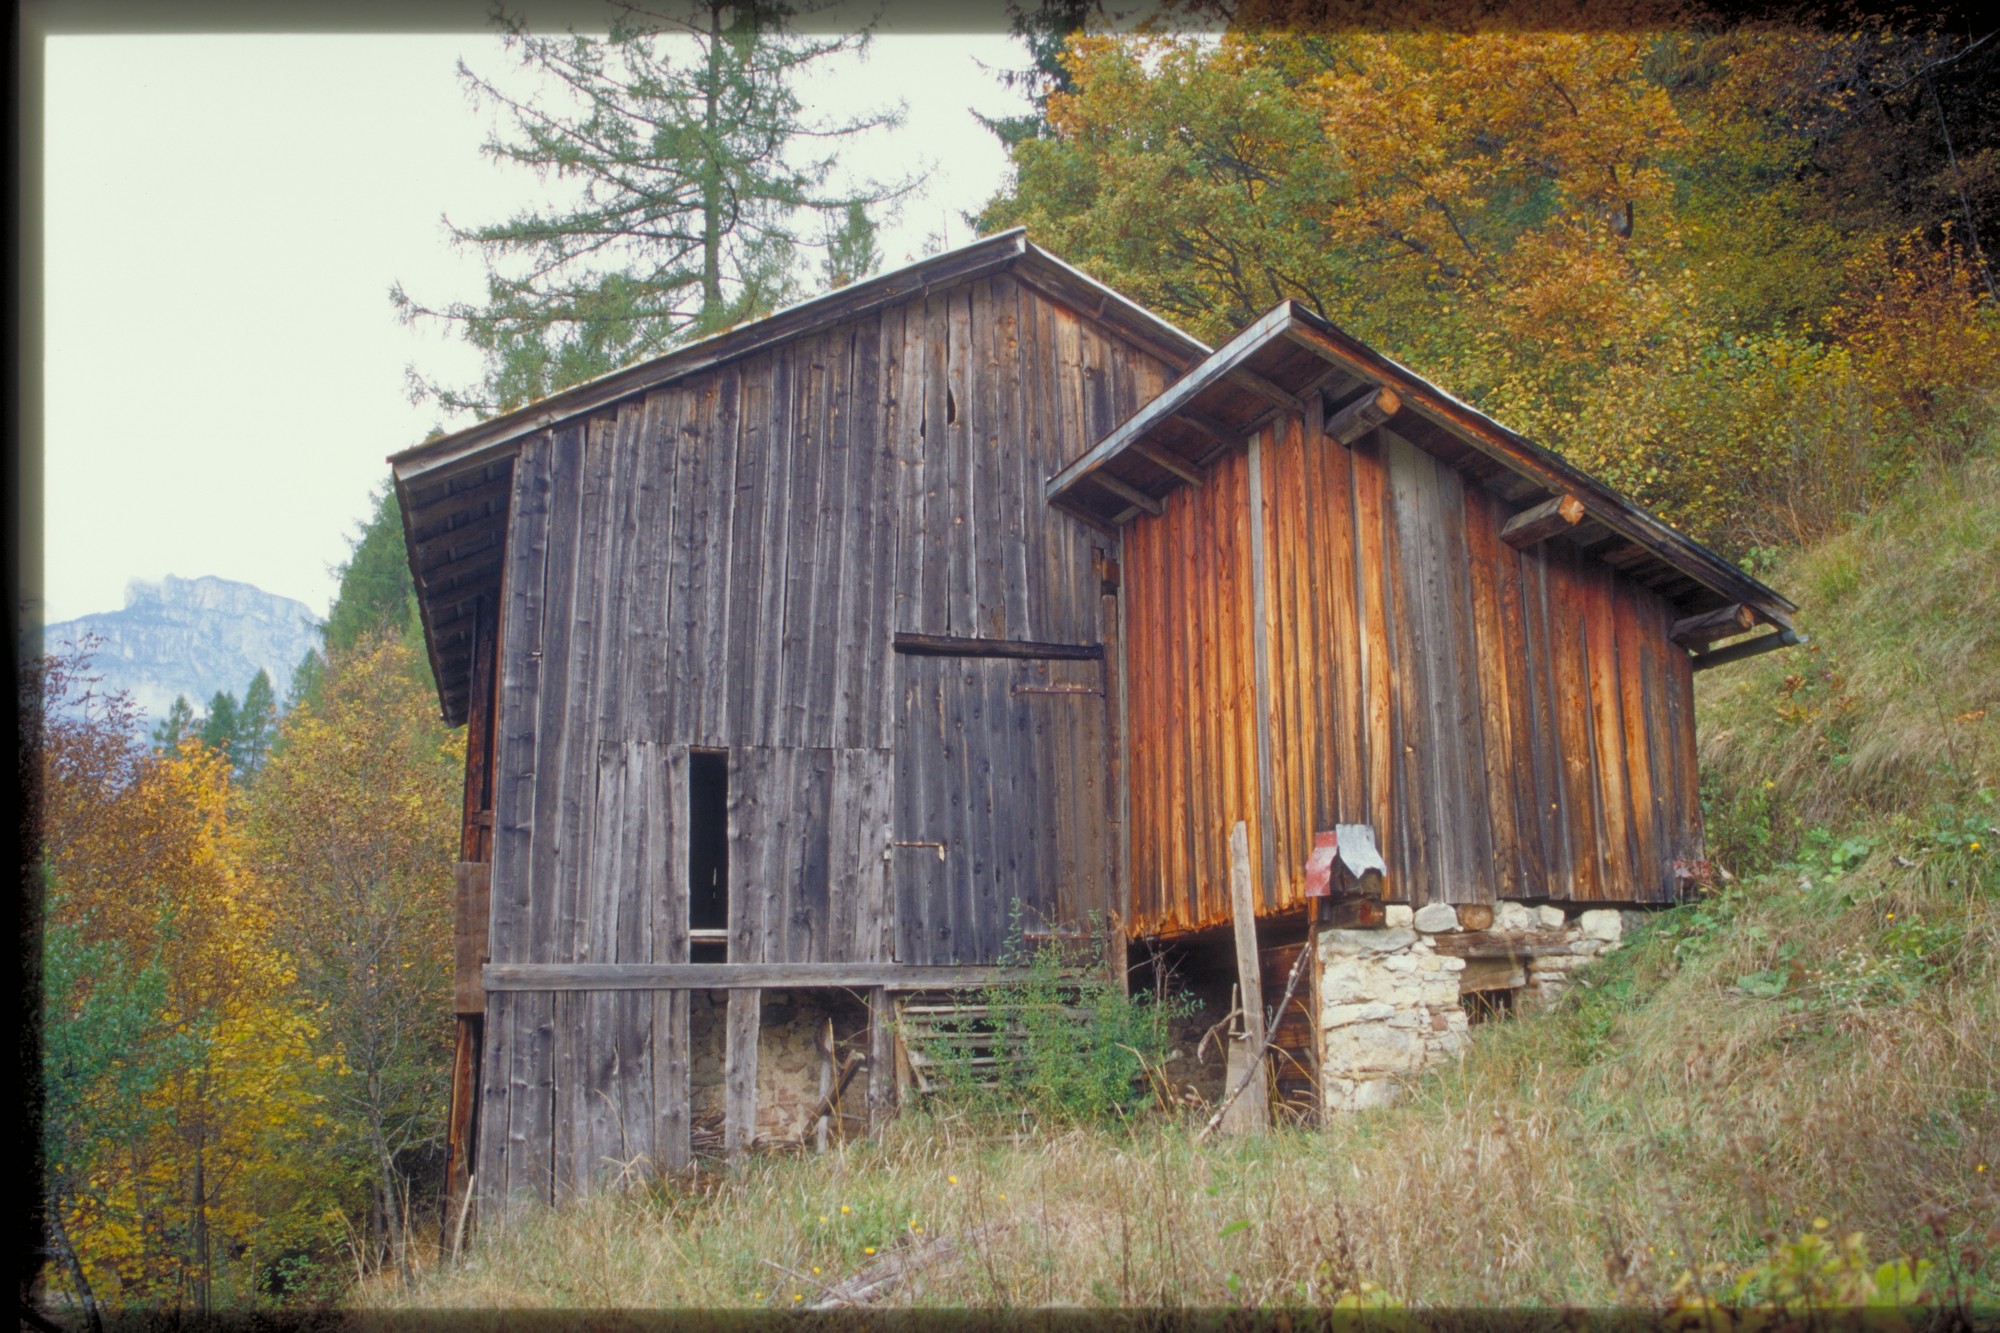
[362,442,2000,1316]
[359,822,1996,1314]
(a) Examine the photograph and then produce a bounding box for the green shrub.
[919,923,1197,1128]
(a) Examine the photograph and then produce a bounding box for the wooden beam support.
[1090,471,1165,517]
[1319,897,1387,930]
[1429,931,1577,959]
[724,989,760,1159]
[410,511,510,565]
[1500,493,1586,549]
[867,987,897,1135]
[1670,602,1757,648]
[453,863,492,1015]
[1322,386,1401,446]
[485,961,1042,991]
[891,632,1103,661]
[1175,406,1241,453]
[1229,366,1303,412]
[1131,442,1204,487]
[1690,627,1802,672]
[404,473,515,537]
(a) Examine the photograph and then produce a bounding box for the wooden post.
[1225,821,1269,1132]
[724,989,760,1160]
[866,986,897,1135]
[815,1018,834,1154]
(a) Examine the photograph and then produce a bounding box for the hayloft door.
[892,652,1115,966]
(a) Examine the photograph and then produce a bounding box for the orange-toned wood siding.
[1123,415,1703,933]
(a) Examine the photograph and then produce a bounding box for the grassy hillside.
[369,449,1999,1316]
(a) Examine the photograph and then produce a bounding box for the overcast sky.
[41,27,1029,626]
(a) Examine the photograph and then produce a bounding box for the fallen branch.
[808,1227,994,1309]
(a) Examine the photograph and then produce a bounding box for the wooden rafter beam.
[1091,471,1165,516]
[1671,603,1758,649]
[1228,366,1302,411]
[1323,386,1401,446]
[1132,442,1204,487]
[1690,628,1802,672]
[1500,493,1586,549]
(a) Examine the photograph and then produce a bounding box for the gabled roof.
[1047,300,1797,635]
[389,229,1212,723]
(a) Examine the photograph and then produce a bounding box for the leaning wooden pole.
[1222,821,1269,1133]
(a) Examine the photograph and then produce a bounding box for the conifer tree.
[152,695,196,752]
[321,486,421,662]
[199,691,240,756]
[394,0,917,418]
[235,670,277,778]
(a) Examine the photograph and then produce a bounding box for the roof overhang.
[390,228,1212,724]
[1047,300,1797,636]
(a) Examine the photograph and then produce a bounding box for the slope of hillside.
[371,448,1998,1316]
[42,575,319,731]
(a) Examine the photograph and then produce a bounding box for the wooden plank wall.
[894,656,1112,965]
[477,272,1176,1205]
[1124,414,1704,936]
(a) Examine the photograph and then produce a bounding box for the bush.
[919,924,1197,1128]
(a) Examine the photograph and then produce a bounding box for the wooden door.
[892,653,1114,965]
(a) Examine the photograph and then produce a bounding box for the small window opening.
[689,750,729,962]
[1460,987,1517,1026]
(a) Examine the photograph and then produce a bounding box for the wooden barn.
[390,229,1797,1211]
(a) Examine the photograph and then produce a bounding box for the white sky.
[41,28,1029,626]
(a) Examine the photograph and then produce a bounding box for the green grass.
[365,445,2000,1316]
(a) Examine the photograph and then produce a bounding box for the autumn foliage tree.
[34,643,320,1314]
[242,631,462,1279]
[981,23,1999,553]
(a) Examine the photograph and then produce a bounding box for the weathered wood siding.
[1124,412,1703,935]
[477,273,1175,1202]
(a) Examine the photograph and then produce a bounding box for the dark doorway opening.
[689,750,729,962]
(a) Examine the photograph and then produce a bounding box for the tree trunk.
[45,1188,104,1333]
[191,1130,209,1315]
[700,0,724,318]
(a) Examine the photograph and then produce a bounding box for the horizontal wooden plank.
[485,962,1035,991]
[891,632,1104,660]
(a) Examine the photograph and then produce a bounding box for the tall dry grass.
[362,444,2000,1315]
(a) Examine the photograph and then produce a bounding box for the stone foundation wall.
[1318,902,1648,1113]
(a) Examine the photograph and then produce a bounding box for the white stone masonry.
[1317,902,1647,1114]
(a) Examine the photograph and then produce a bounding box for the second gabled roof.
[1047,300,1796,633]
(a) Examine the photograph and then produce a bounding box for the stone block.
[1538,905,1568,929]
[1494,900,1542,932]
[1384,904,1414,928]
[1325,1076,1402,1113]
[1322,1001,1397,1028]
[1578,909,1624,942]
[1324,1023,1426,1075]
[1413,903,1460,933]
[1321,927,1418,956]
